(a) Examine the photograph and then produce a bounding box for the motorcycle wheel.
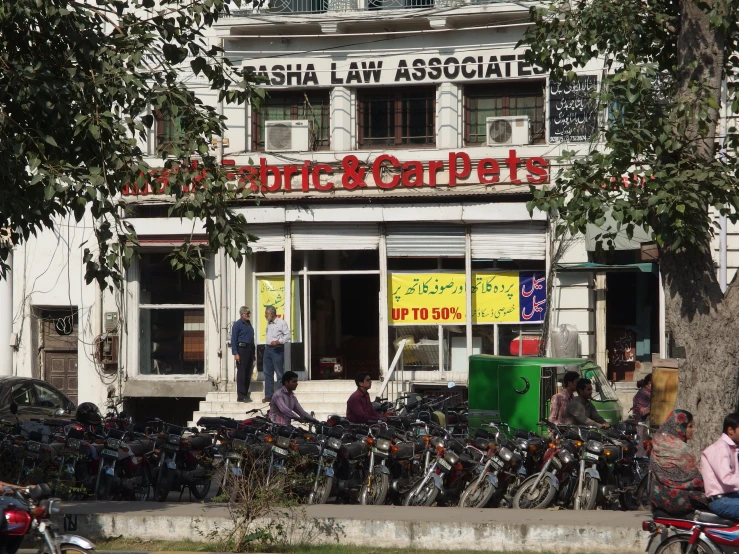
[190,466,212,501]
[403,479,439,507]
[154,467,174,502]
[573,475,599,510]
[359,467,389,506]
[132,465,151,502]
[96,472,113,501]
[635,474,650,511]
[652,534,712,554]
[512,475,557,509]
[308,475,334,505]
[459,475,497,509]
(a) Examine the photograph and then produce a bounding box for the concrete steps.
[188,379,362,427]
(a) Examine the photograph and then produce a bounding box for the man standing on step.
[263,305,290,403]
[231,306,255,403]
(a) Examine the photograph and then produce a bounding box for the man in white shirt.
[263,305,290,403]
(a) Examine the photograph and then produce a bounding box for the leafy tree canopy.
[0,0,261,288]
[522,0,739,260]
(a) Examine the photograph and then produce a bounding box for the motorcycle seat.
[127,441,148,456]
[653,508,693,519]
[694,510,734,526]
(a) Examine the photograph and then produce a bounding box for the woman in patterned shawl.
[650,409,708,514]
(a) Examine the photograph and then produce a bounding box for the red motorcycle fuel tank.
[706,526,739,546]
[2,507,32,536]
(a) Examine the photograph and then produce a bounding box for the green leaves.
[0,0,259,287]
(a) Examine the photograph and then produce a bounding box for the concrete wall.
[9,213,111,409]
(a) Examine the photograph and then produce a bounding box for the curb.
[20,551,244,554]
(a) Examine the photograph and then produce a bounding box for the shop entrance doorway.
[309,274,380,380]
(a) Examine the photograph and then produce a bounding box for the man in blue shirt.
[231,306,255,402]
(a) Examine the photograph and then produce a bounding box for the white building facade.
[1,0,684,423]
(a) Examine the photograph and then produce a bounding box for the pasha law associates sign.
[256,276,302,343]
[388,272,546,325]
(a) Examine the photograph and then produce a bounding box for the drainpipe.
[0,250,13,376]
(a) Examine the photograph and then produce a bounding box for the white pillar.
[659,267,666,358]
[0,251,13,376]
[465,226,472,363]
[595,272,607,372]
[378,227,388,379]
[436,82,462,150]
[283,231,292,373]
[331,87,355,151]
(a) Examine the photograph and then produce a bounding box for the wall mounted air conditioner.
[486,115,530,146]
[264,119,311,152]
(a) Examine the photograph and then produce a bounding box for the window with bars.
[358,87,436,148]
[138,252,205,375]
[464,82,546,145]
[154,111,183,150]
[252,90,330,150]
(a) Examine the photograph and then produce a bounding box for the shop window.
[389,325,466,372]
[464,81,546,145]
[471,260,547,271]
[471,326,496,356]
[293,250,380,272]
[497,324,544,357]
[358,87,436,148]
[155,110,183,150]
[252,90,330,151]
[138,252,205,375]
[255,252,285,273]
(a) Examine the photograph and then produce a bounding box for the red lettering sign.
[121,151,549,195]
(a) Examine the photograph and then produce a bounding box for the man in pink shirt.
[701,413,739,520]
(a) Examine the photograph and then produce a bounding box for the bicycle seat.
[694,510,734,526]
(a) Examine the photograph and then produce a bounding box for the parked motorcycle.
[0,483,95,554]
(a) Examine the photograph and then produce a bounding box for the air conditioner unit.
[265,120,311,152]
[486,115,530,146]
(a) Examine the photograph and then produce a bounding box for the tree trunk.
[663,247,739,452]
[667,0,733,451]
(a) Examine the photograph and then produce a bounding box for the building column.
[378,226,388,379]
[331,87,355,151]
[437,82,462,150]
[595,272,607,371]
[284,230,292,373]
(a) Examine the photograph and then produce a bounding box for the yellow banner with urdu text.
[256,276,301,343]
[388,272,524,324]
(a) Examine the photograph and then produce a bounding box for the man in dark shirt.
[563,378,610,429]
[230,306,255,402]
[346,372,381,424]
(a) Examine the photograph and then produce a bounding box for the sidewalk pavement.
[52,502,651,553]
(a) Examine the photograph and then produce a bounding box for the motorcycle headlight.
[430,437,445,449]
[66,438,81,450]
[498,447,513,462]
[375,438,391,452]
[559,450,575,465]
[444,451,460,466]
[276,437,290,449]
[586,440,604,453]
[28,442,41,453]
[327,438,342,451]
[168,434,181,445]
[106,438,121,449]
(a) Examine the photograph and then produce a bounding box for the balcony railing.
[229,0,500,15]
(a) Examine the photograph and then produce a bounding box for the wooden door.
[44,352,78,405]
[41,310,79,405]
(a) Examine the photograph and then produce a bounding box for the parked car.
[0,377,76,422]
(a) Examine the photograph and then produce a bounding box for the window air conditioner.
[486,115,530,146]
[264,120,311,152]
